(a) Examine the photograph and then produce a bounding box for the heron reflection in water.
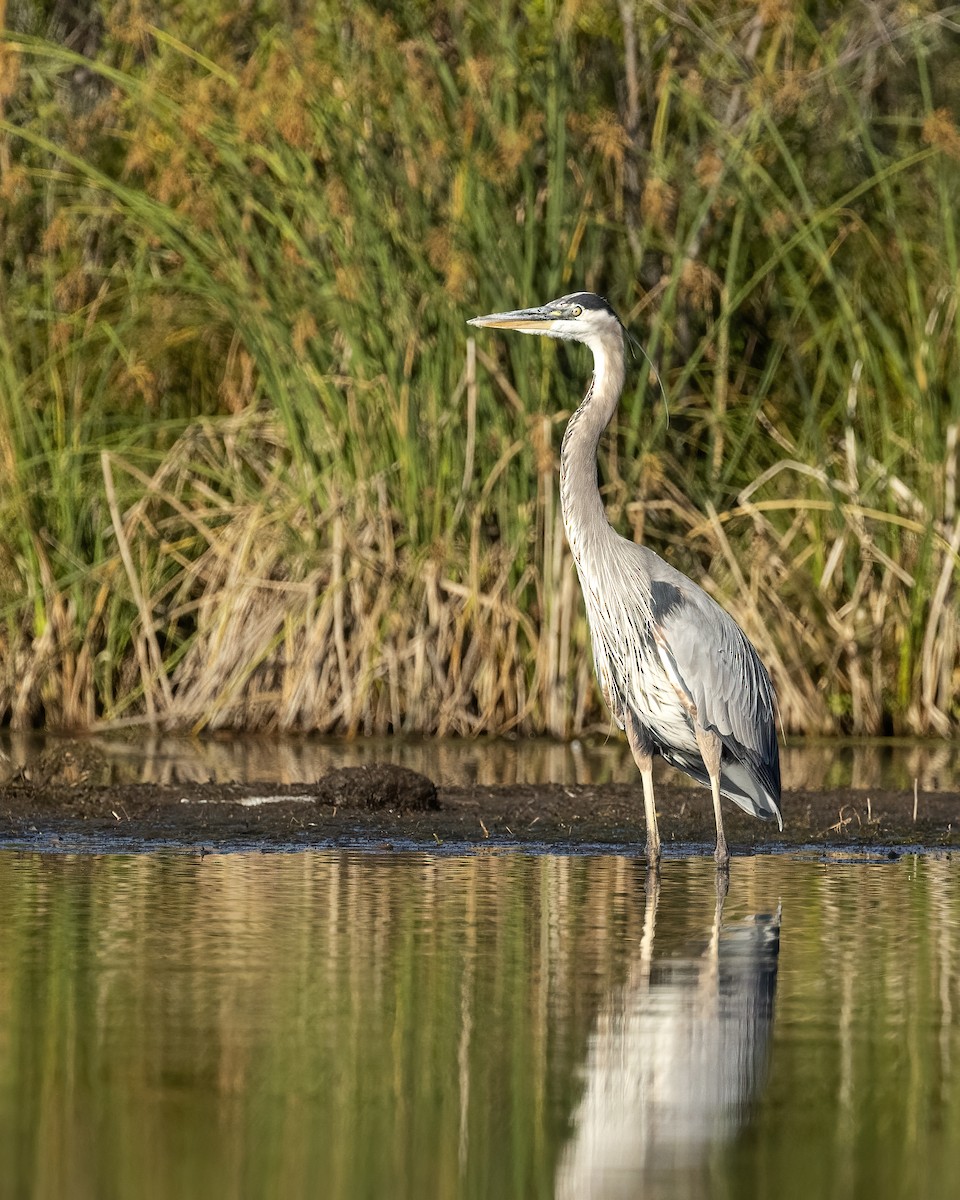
[469,293,782,866]
[556,876,781,1197]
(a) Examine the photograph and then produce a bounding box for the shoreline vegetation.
[0,2,958,738]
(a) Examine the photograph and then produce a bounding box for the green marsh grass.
[0,2,957,734]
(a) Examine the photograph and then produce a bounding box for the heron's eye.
[571,305,583,317]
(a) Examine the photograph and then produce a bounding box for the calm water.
[1,850,957,1200]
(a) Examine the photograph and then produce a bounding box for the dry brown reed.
[1,401,954,737]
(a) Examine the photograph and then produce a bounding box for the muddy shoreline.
[0,767,956,856]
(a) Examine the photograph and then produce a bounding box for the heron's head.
[468,291,625,352]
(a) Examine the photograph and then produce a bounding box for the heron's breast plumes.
[576,549,701,754]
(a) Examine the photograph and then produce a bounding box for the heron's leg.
[640,763,660,866]
[626,716,660,866]
[695,725,729,869]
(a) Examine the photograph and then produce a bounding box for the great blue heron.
[468,291,782,866]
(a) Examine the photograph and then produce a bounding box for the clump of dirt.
[313,764,438,811]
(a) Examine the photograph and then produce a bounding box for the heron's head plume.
[468,291,625,351]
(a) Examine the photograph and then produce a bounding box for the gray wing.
[641,554,782,825]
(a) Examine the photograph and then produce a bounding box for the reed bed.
[0,1,957,735]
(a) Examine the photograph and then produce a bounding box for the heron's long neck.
[559,332,626,564]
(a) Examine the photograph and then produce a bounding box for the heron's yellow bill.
[467,307,556,332]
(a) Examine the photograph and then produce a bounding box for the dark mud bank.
[0,763,956,855]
